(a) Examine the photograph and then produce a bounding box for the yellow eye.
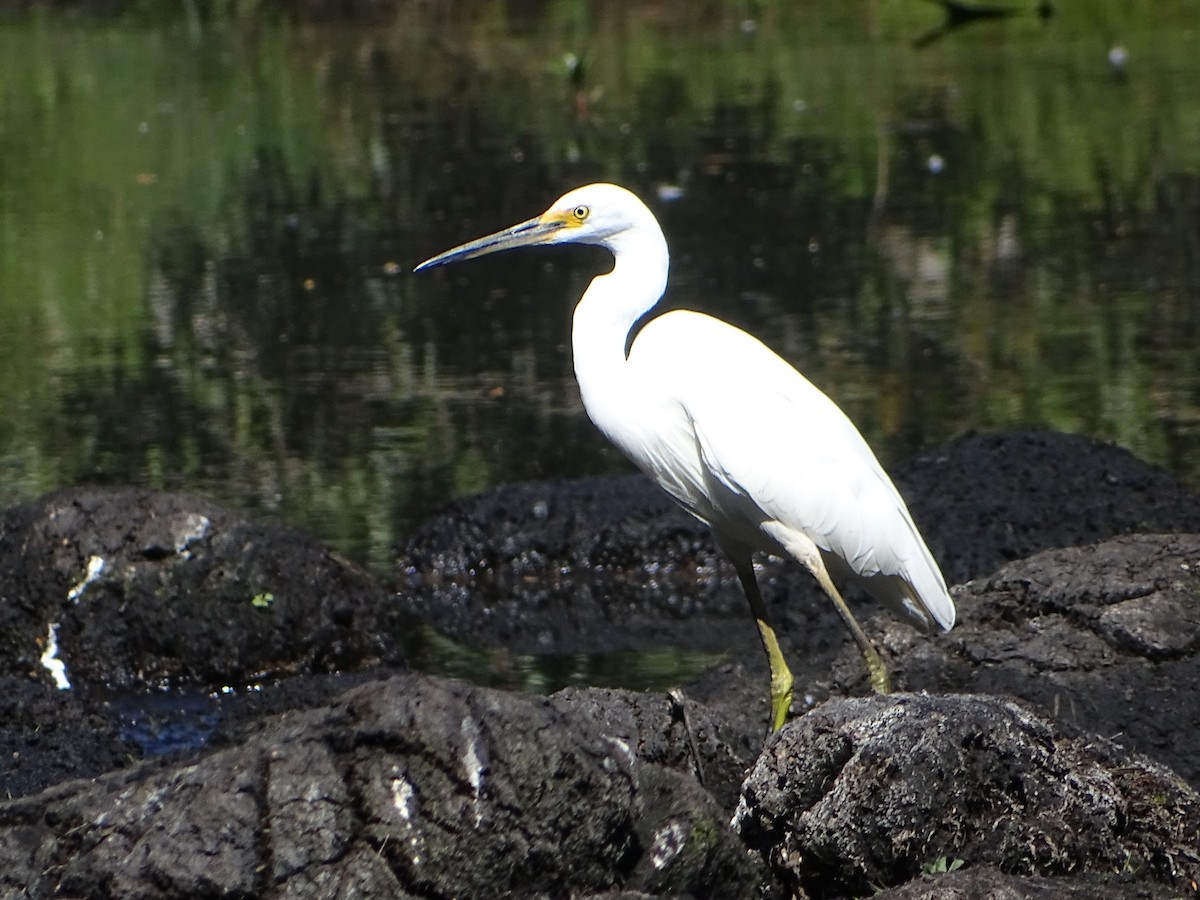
[573,205,590,222]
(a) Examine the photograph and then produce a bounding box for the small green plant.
[922,856,965,875]
[251,592,275,609]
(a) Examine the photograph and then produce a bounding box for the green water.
[2,2,1198,577]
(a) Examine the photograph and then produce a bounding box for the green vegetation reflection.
[409,625,726,695]
[1,2,1198,579]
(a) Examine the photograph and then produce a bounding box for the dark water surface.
[2,2,1199,576]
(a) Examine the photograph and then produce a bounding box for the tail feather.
[825,552,956,633]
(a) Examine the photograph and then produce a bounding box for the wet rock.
[894,533,1200,787]
[733,693,1200,899]
[0,675,136,799]
[0,674,766,899]
[0,486,412,690]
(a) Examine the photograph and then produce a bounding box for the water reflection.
[1,4,1198,576]
[410,624,726,697]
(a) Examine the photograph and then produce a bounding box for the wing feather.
[630,310,953,631]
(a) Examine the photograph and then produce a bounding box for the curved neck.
[571,222,669,374]
[566,206,670,463]
[570,224,668,450]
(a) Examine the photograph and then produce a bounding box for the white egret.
[416,183,955,731]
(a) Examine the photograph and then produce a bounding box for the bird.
[415,183,955,732]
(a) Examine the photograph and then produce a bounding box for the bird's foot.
[769,671,794,733]
[866,654,893,694]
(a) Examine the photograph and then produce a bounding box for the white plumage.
[417,183,954,731]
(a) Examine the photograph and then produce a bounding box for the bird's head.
[415,183,658,271]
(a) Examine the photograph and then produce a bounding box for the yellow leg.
[758,523,894,696]
[810,563,893,695]
[754,616,795,732]
[730,553,795,732]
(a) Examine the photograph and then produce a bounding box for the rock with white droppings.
[0,486,409,690]
[624,763,771,899]
[67,555,105,603]
[172,512,211,556]
[39,622,71,690]
[460,715,487,827]
[390,771,417,822]
[648,821,687,869]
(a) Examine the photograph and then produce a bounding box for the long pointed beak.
[414,215,565,272]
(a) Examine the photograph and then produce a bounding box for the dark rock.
[891,533,1200,787]
[393,429,1200,666]
[394,474,733,656]
[625,763,772,898]
[552,686,762,810]
[4,430,1200,897]
[874,866,1187,899]
[733,693,1200,898]
[393,430,1200,746]
[894,430,1200,586]
[0,486,412,690]
[0,486,421,799]
[0,675,137,799]
[0,674,765,899]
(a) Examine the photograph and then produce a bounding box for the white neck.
[570,223,669,429]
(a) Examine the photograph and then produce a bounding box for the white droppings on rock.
[39,622,71,690]
[649,820,687,870]
[603,735,636,772]
[391,772,417,822]
[461,716,487,827]
[67,555,106,603]
[389,767,425,865]
[173,513,211,556]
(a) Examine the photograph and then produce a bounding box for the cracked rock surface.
[903,533,1200,786]
[0,675,770,899]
